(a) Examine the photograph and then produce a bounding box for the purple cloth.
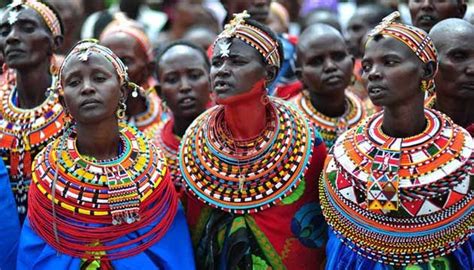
[300,0,339,16]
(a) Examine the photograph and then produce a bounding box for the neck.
[172,117,194,137]
[309,88,346,117]
[219,80,268,140]
[126,95,148,117]
[15,61,52,109]
[75,120,121,160]
[382,97,426,138]
[435,94,474,128]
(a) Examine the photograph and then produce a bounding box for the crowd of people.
[0,0,472,269]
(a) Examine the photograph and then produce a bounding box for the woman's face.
[0,7,53,69]
[298,32,353,96]
[100,33,149,86]
[361,36,424,107]
[61,52,124,124]
[210,38,267,104]
[157,45,210,120]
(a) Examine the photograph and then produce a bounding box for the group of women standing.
[0,1,471,270]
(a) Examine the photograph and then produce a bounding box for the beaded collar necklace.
[129,91,163,130]
[179,97,314,214]
[29,122,178,260]
[295,90,365,148]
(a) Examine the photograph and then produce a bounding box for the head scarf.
[367,11,438,92]
[213,11,281,69]
[8,0,62,36]
[100,13,153,62]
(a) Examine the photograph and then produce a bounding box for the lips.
[178,96,196,109]
[5,48,25,56]
[214,80,232,94]
[417,14,437,26]
[460,82,474,91]
[80,98,101,108]
[368,85,387,100]
[323,75,343,85]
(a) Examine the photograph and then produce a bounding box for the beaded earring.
[116,100,127,119]
[420,80,428,92]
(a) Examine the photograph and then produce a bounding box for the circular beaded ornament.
[28,122,178,260]
[292,90,366,149]
[179,97,314,214]
[320,108,473,266]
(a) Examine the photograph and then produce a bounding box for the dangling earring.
[260,94,269,105]
[49,55,59,76]
[131,86,139,98]
[116,100,127,119]
[420,80,428,92]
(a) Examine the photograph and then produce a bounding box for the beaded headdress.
[7,0,62,36]
[367,11,438,91]
[213,11,281,68]
[100,13,153,62]
[58,39,130,91]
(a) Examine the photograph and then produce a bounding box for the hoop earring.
[116,100,127,119]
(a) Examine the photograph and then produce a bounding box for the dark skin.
[100,32,151,118]
[346,6,381,58]
[221,0,271,24]
[409,0,466,33]
[430,18,474,128]
[297,24,354,118]
[0,7,63,109]
[47,0,82,54]
[61,52,127,160]
[362,36,436,138]
[156,45,211,137]
[211,38,277,140]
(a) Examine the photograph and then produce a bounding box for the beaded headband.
[8,0,62,36]
[58,40,130,92]
[214,11,281,68]
[367,11,438,91]
[100,13,153,62]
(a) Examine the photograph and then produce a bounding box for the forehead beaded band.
[59,40,129,88]
[8,0,62,36]
[367,11,438,92]
[100,13,153,62]
[213,11,281,68]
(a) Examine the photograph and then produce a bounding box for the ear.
[120,83,129,101]
[51,35,64,54]
[264,65,278,85]
[421,61,436,80]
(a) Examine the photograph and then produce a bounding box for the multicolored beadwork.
[146,119,182,192]
[320,108,473,266]
[28,122,178,260]
[179,97,314,214]
[0,74,66,217]
[292,90,366,149]
[129,91,163,131]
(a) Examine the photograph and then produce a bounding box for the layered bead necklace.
[0,72,66,216]
[179,97,314,214]
[28,122,178,261]
[293,90,366,149]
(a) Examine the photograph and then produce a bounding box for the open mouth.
[178,96,196,107]
[214,80,231,93]
[418,15,437,25]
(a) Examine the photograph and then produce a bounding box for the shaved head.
[430,18,474,47]
[298,23,344,53]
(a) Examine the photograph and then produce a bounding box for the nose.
[80,78,96,95]
[179,76,192,93]
[214,61,231,78]
[5,27,20,45]
[323,58,337,73]
[367,65,382,81]
[420,0,434,11]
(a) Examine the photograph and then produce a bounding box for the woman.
[100,16,163,131]
[320,12,473,269]
[293,23,369,149]
[179,12,328,269]
[146,41,211,197]
[0,0,66,224]
[17,40,195,269]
